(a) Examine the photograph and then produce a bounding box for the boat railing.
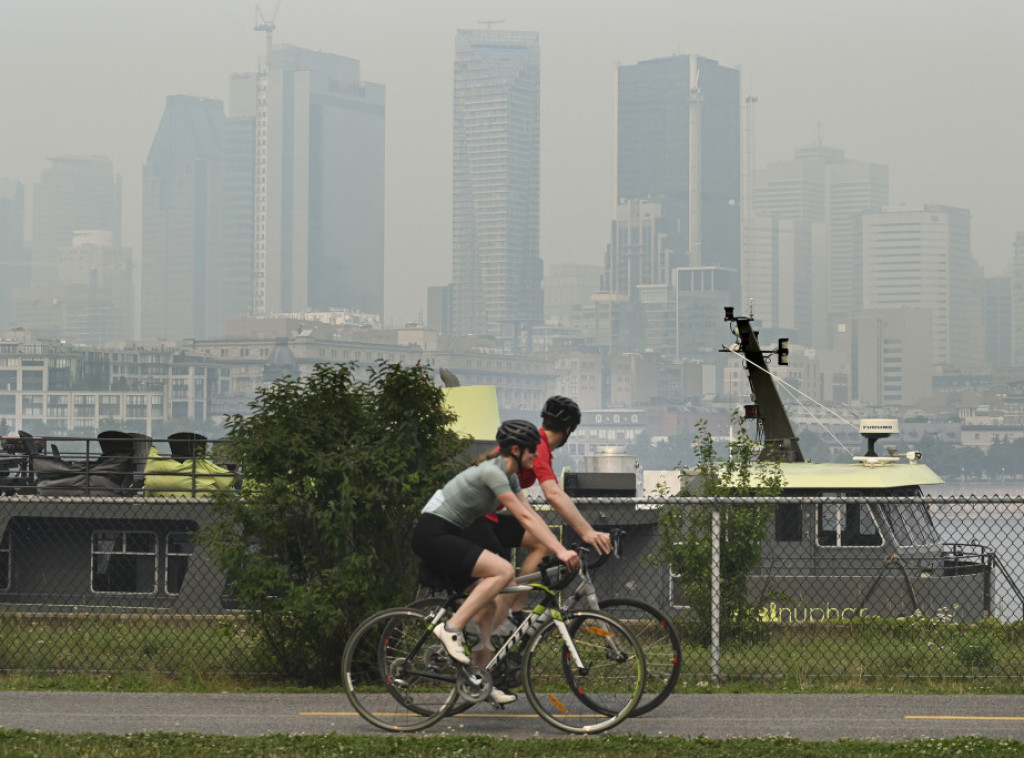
[946,541,1024,612]
[0,432,238,498]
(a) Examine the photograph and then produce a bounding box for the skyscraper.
[984,275,1011,369]
[616,54,740,274]
[604,200,671,296]
[746,145,887,347]
[1012,233,1024,366]
[0,179,26,329]
[55,231,133,345]
[862,204,982,368]
[610,54,740,359]
[451,29,542,342]
[141,95,228,342]
[239,46,385,319]
[826,156,888,318]
[747,146,831,345]
[30,156,121,288]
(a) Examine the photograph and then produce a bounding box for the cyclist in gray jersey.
[421,456,521,529]
[412,420,578,703]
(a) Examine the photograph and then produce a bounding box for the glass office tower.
[451,29,542,343]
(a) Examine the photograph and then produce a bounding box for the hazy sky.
[4,0,1022,327]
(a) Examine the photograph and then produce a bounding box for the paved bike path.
[0,691,1021,741]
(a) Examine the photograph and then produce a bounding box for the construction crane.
[254,0,282,73]
[252,0,281,318]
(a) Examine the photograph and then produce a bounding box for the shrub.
[203,361,465,682]
[658,415,783,646]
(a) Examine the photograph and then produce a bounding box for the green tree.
[203,361,465,682]
[658,414,783,645]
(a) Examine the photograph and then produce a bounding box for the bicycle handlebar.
[535,528,626,586]
[574,527,625,571]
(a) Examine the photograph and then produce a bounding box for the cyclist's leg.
[463,515,530,617]
[449,549,514,644]
[471,595,503,667]
[413,514,511,664]
[497,515,536,614]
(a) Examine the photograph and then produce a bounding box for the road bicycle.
[342,554,646,734]
[411,529,682,718]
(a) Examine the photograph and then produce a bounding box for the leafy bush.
[203,361,465,682]
[658,415,783,646]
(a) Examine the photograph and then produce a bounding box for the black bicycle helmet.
[496,419,541,452]
[541,395,581,430]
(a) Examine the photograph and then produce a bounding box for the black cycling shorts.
[461,513,526,563]
[411,513,488,593]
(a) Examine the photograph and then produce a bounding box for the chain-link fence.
[1,451,1024,683]
[562,495,1024,684]
[0,432,257,676]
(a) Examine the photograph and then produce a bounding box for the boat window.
[774,502,802,542]
[91,530,157,594]
[816,501,882,547]
[876,501,940,547]
[0,529,10,591]
[166,532,194,595]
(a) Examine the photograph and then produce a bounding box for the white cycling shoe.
[432,623,471,664]
[488,686,517,705]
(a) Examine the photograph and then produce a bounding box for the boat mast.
[723,306,804,463]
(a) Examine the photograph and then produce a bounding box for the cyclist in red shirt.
[463,396,612,632]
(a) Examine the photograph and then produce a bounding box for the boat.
[558,306,1010,622]
[703,307,997,622]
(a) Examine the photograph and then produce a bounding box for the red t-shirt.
[486,428,556,522]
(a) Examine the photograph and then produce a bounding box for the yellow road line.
[906,715,1024,722]
[301,711,597,720]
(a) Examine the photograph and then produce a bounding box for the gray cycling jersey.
[422,457,522,530]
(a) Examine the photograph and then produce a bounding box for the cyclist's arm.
[538,479,613,554]
[498,490,579,571]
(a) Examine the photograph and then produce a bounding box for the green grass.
[1,612,1024,695]
[0,613,265,682]
[670,616,1024,691]
[0,733,1021,757]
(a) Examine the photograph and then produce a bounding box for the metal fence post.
[711,499,721,683]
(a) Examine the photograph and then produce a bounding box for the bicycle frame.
[410,539,630,697]
[413,570,571,693]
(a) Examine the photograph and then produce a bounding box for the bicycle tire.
[522,609,645,734]
[595,598,682,716]
[342,606,459,732]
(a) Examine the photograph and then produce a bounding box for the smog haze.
[3,0,1021,326]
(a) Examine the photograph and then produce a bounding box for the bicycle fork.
[553,617,589,676]
[574,585,631,665]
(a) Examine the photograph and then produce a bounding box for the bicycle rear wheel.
[342,607,459,732]
[521,609,644,734]
[596,598,682,716]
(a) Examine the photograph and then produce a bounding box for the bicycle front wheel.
[521,609,645,734]
[342,607,459,732]
[596,598,682,716]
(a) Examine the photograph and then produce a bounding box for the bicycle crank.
[455,665,493,703]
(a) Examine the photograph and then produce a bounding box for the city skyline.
[2,0,1022,329]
